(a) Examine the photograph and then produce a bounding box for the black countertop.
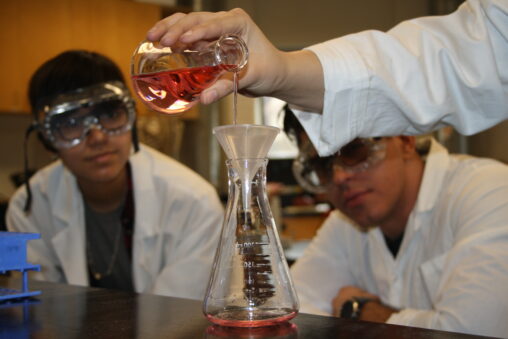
[0,277,495,339]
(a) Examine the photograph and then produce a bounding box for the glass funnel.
[131,35,248,115]
[203,124,299,327]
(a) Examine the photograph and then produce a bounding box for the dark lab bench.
[0,277,495,339]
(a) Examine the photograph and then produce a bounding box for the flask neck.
[226,158,268,213]
[227,159,268,187]
[214,34,249,72]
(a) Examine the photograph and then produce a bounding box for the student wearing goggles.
[7,50,223,301]
[283,105,508,336]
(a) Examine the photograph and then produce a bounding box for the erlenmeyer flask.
[204,124,299,327]
[131,34,248,115]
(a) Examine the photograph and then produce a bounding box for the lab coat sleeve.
[387,161,508,337]
[290,212,356,316]
[295,0,508,156]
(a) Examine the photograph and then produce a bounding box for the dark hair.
[29,50,126,119]
[282,104,306,147]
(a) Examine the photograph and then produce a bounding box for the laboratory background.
[0,0,504,248]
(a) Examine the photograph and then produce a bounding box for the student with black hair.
[7,50,223,300]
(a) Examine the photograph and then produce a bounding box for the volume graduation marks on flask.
[237,209,275,306]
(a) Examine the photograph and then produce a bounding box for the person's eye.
[312,157,332,172]
[342,143,364,155]
[57,117,80,129]
[104,108,126,120]
[104,111,118,119]
[67,118,79,126]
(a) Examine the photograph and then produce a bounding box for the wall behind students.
[468,121,508,164]
[223,0,430,50]
[0,114,53,199]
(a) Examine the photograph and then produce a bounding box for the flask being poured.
[131,34,248,115]
[203,124,299,327]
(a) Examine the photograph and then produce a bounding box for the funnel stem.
[241,172,251,215]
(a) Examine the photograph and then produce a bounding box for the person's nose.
[330,165,355,185]
[86,125,108,146]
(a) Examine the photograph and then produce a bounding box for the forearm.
[274,50,324,113]
[360,301,397,323]
[332,286,397,323]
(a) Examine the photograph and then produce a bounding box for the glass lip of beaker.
[214,34,249,72]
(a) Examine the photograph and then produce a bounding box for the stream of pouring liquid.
[233,71,238,125]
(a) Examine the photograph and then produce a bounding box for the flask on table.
[203,124,299,327]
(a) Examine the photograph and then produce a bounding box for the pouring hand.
[146,9,324,112]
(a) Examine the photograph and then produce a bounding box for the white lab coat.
[295,0,508,155]
[7,144,224,300]
[290,139,508,338]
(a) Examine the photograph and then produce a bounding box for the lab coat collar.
[51,219,88,285]
[127,145,165,291]
[129,145,159,238]
[413,138,450,214]
[50,165,88,285]
[51,164,81,222]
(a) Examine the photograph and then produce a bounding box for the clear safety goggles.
[40,81,136,149]
[292,138,386,193]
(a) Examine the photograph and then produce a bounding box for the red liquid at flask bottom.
[206,309,297,328]
[132,65,224,114]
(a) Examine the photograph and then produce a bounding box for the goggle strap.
[132,120,139,153]
[23,121,39,213]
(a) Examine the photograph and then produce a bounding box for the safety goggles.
[292,138,386,193]
[40,81,136,149]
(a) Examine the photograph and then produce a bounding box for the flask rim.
[214,34,249,72]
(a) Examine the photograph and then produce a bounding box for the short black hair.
[282,104,306,147]
[28,50,126,120]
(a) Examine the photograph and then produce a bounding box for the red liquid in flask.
[132,65,225,115]
[206,310,297,328]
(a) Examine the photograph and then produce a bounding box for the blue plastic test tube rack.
[0,231,41,301]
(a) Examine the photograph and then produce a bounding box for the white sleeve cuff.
[293,37,370,156]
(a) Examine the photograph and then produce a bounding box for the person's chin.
[343,206,375,227]
[347,213,376,231]
[90,167,123,183]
